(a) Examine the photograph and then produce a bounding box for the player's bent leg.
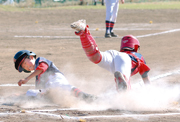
[80,28,102,64]
[114,71,130,92]
[71,20,102,64]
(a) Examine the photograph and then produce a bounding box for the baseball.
[95,28,99,31]
[78,119,86,122]
[21,110,26,113]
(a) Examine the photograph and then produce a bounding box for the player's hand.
[121,0,124,4]
[18,79,28,86]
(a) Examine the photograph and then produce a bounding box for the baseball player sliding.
[71,20,150,92]
[13,50,96,102]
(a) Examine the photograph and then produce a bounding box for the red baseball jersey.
[125,51,150,77]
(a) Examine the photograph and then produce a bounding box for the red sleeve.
[35,62,48,74]
[139,63,150,76]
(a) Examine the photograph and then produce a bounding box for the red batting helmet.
[120,35,140,52]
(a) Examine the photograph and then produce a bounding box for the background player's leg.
[110,22,118,37]
[105,20,111,38]
[109,0,119,37]
[105,0,113,38]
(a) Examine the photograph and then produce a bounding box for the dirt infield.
[0,8,180,122]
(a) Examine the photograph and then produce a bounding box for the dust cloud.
[1,70,180,112]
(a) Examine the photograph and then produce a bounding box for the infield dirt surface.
[0,7,180,122]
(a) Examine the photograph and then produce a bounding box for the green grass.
[119,2,180,9]
[0,5,27,11]
[0,1,180,11]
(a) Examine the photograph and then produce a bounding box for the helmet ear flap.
[134,45,139,52]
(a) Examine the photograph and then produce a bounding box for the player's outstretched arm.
[141,70,151,84]
[18,70,43,86]
[142,76,151,84]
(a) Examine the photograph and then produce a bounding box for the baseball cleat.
[81,93,98,103]
[71,87,97,103]
[114,71,127,92]
[110,32,118,37]
[105,33,111,38]
[71,19,86,32]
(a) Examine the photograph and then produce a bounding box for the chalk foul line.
[136,29,180,38]
[14,29,180,39]
[1,111,180,120]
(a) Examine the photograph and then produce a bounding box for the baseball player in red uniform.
[105,0,125,38]
[13,50,96,102]
[71,20,150,92]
